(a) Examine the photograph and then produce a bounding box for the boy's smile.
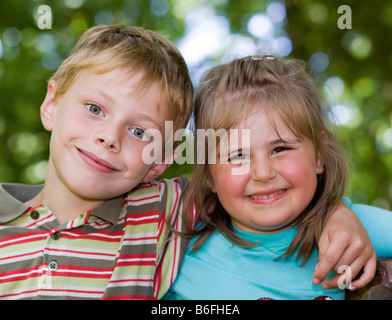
[76,147,120,173]
[209,109,324,234]
[34,67,172,223]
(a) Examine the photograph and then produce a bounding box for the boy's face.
[41,68,171,201]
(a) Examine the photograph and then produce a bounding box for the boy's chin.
[67,181,128,202]
[79,188,128,201]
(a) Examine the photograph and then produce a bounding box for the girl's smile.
[247,188,288,203]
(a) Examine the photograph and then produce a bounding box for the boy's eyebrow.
[95,89,114,104]
[135,112,165,131]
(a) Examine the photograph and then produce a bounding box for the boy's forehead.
[75,68,163,103]
[76,67,146,91]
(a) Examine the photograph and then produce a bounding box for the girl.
[164,55,392,300]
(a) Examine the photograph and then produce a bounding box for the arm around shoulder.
[344,197,392,258]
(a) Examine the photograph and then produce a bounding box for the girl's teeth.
[250,190,284,200]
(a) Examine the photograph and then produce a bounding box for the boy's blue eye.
[87,104,103,116]
[130,127,149,139]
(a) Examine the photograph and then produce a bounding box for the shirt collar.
[0,183,123,225]
[0,183,42,223]
[90,195,123,225]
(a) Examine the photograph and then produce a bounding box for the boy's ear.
[142,162,171,182]
[40,80,57,132]
[142,150,176,182]
[142,146,182,182]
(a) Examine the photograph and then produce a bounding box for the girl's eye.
[273,146,290,154]
[130,127,149,139]
[228,152,250,164]
[87,104,103,116]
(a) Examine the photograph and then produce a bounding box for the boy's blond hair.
[51,25,193,132]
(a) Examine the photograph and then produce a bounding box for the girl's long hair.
[181,56,347,264]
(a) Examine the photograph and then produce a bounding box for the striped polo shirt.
[0,176,194,300]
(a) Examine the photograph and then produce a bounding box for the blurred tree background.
[0,0,391,208]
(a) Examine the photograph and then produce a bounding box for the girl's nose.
[251,159,277,182]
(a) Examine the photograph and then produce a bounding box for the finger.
[320,273,344,290]
[321,258,365,290]
[349,252,377,290]
[312,231,332,285]
[329,238,375,287]
[330,242,366,274]
[321,251,376,290]
[312,241,347,285]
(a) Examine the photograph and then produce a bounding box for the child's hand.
[312,204,377,290]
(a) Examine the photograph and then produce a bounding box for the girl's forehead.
[230,108,305,142]
[208,98,309,143]
[232,109,279,129]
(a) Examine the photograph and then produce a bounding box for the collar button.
[51,231,61,240]
[30,210,40,220]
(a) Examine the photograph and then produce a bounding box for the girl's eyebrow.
[269,138,301,146]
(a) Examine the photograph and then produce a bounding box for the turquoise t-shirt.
[163,199,392,300]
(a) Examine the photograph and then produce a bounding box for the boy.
[0,25,194,299]
[0,25,376,299]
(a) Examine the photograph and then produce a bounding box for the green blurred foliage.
[0,0,391,208]
[285,0,392,208]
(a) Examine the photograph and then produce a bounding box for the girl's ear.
[207,171,217,193]
[40,80,57,132]
[316,151,325,174]
[209,182,217,193]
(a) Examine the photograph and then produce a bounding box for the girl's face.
[209,109,324,234]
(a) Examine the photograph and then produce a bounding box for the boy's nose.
[97,138,119,151]
[95,130,121,152]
